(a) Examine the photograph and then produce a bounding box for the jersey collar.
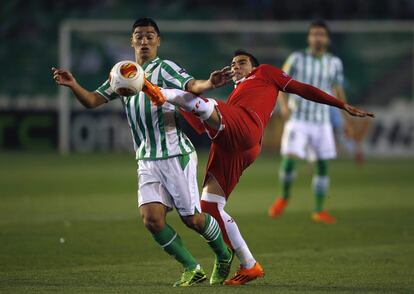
[234,67,258,88]
[142,56,161,70]
[306,48,327,58]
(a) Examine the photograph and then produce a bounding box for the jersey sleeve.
[332,57,344,87]
[160,60,194,90]
[285,79,345,109]
[95,79,121,101]
[261,64,293,91]
[282,52,298,76]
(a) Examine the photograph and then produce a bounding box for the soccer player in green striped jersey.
[52,17,233,286]
[269,20,349,224]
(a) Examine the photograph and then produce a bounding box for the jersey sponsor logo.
[179,68,187,74]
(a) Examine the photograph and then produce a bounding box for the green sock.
[313,160,329,212]
[279,157,295,200]
[152,224,198,270]
[200,213,231,261]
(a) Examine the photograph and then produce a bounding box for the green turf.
[0,152,413,293]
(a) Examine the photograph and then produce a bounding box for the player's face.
[308,27,329,52]
[131,26,160,61]
[231,55,255,82]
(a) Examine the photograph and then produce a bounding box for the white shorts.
[281,120,336,160]
[137,152,201,216]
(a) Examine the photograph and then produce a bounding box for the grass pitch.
[0,152,413,293]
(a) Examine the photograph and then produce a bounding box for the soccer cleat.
[173,266,207,287]
[142,78,165,106]
[210,248,234,285]
[311,211,337,224]
[268,198,288,218]
[224,262,264,285]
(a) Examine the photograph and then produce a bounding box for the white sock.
[201,192,256,269]
[312,175,330,195]
[161,88,215,120]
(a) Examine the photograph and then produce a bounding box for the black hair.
[233,49,260,67]
[132,17,160,35]
[308,20,330,36]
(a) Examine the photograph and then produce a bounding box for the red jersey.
[179,63,347,198]
[227,64,292,128]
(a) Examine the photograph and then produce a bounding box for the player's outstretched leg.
[201,193,265,285]
[269,156,295,218]
[160,88,216,120]
[311,160,336,224]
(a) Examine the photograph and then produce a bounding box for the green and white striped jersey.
[283,49,344,124]
[95,57,195,160]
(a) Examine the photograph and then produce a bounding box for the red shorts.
[203,101,263,198]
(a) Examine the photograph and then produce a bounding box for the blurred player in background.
[146,49,373,285]
[52,17,234,287]
[268,20,351,224]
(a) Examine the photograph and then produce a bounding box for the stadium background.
[1,0,414,292]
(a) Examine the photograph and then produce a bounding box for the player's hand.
[51,67,77,88]
[343,104,375,118]
[209,66,235,89]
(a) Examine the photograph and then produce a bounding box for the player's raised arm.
[186,66,234,94]
[284,79,374,118]
[51,67,107,109]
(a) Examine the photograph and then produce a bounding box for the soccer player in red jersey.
[146,50,373,285]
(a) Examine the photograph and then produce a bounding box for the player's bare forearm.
[285,79,374,118]
[70,83,107,109]
[52,67,106,109]
[186,79,214,95]
[186,66,234,94]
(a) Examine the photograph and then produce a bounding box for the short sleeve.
[261,64,293,91]
[160,60,194,90]
[95,79,121,101]
[332,57,344,87]
[282,53,298,76]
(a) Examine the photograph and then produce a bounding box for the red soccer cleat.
[142,78,165,106]
[268,198,288,218]
[224,262,264,285]
[311,211,337,224]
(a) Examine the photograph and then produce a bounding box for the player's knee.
[182,214,204,232]
[142,214,165,234]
